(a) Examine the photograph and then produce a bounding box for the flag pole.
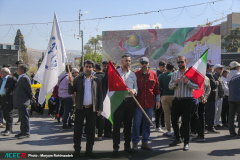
[132,96,157,130]
[66,63,73,86]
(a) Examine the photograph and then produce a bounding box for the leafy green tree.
[86,35,102,55]
[14,29,28,64]
[79,52,102,67]
[223,27,240,52]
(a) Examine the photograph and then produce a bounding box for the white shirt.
[83,76,92,105]
[222,76,229,96]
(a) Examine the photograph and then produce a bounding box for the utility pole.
[79,10,84,67]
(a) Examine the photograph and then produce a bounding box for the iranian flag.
[184,49,208,99]
[101,61,129,124]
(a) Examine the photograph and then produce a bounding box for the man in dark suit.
[0,67,17,136]
[69,60,103,158]
[13,64,34,139]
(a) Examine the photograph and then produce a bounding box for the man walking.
[58,65,73,129]
[213,64,224,129]
[113,54,138,155]
[0,68,17,136]
[13,64,34,139]
[132,57,160,151]
[69,60,103,158]
[169,56,199,151]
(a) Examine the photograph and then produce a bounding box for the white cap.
[1,67,11,74]
[72,68,79,73]
[229,61,240,69]
[213,64,224,70]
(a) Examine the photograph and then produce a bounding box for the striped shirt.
[169,69,199,98]
[117,67,138,98]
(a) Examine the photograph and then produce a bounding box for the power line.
[0,0,223,27]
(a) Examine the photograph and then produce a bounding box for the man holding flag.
[169,56,199,151]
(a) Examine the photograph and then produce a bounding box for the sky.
[0,0,239,51]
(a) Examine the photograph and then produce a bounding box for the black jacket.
[206,71,218,101]
[94,72,108,99]
[0,76,17,106]
[213,73,224,99]
[68,72,103,111]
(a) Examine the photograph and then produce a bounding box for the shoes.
[163,132,172,137]
[15,133,23,138]
[85,151,95,158]
[124,147,136,154]
[104,133,112,138]
[169,139,182,146]
[18,134,30,139]
[183,144,189,151]
[3,130,11,136]
[15,121,20,125]
[191,136,205,142]
[141,142,153,151]
[155,127,164,133]
[1,130,7,134]
[230,132,237,137]
[113,149,118,157]
[190,132,197,137]
[214,125,222,130]
[62,125,71,129]
[207,129,220,134]
[132,143,138,152]
[73,151,80,159]
[0,123,6,128]
[98,137,103,141]
[222,123,228,128]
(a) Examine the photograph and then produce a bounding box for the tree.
[223,27,240,52]
[79,52,102,67]
[14,29,28,64]
[86,35,102,56]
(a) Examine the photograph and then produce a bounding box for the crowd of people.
[0,55,240,159]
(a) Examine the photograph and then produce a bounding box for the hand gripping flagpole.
[132,96,157,130]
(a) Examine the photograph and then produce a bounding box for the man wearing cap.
[205,63,219,134]
[0,68,17,136]
[68,60,103,158]
[169,56,199,151]
[132,57,160,151]
[227,61,240,83]
[213,64,224,129]
[113,54,137,155]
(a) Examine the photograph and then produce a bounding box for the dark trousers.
[18,105,30,135]
[113,97,135,149]
[0,106,3,124]
[171,98,193,144]
[0,96,14,132]
[221,96,229,125]
[74,108,96,152]
[191,102,204,137]
[155,106,165,128]
[228,101,240,135]
[205,101,215,130]
[104,119,112,136]
[96,115,105,137]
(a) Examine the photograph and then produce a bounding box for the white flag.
[34,13,67,104]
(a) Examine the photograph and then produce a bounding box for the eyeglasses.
[177,61,184,64]
[140,61,148,65]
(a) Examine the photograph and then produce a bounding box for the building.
[220,12,240,37]
[0,44,19,72]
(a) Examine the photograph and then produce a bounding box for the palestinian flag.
[184,49,208,99]
[101,61,129,124]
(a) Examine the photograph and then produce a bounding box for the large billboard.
[102,26,221,69]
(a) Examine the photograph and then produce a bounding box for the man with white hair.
[0,67,17,136]
[227,61,240,83]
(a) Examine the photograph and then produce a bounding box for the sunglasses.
[140,61,148,65]
[177,61,185,64]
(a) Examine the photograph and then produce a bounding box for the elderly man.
[227,61,240,83]
[0,68,17,136]
[213,64,224,129]
[72,68,79,78]
[132,57,160,151]
[169,56,199,151]
[13,64,34,139]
